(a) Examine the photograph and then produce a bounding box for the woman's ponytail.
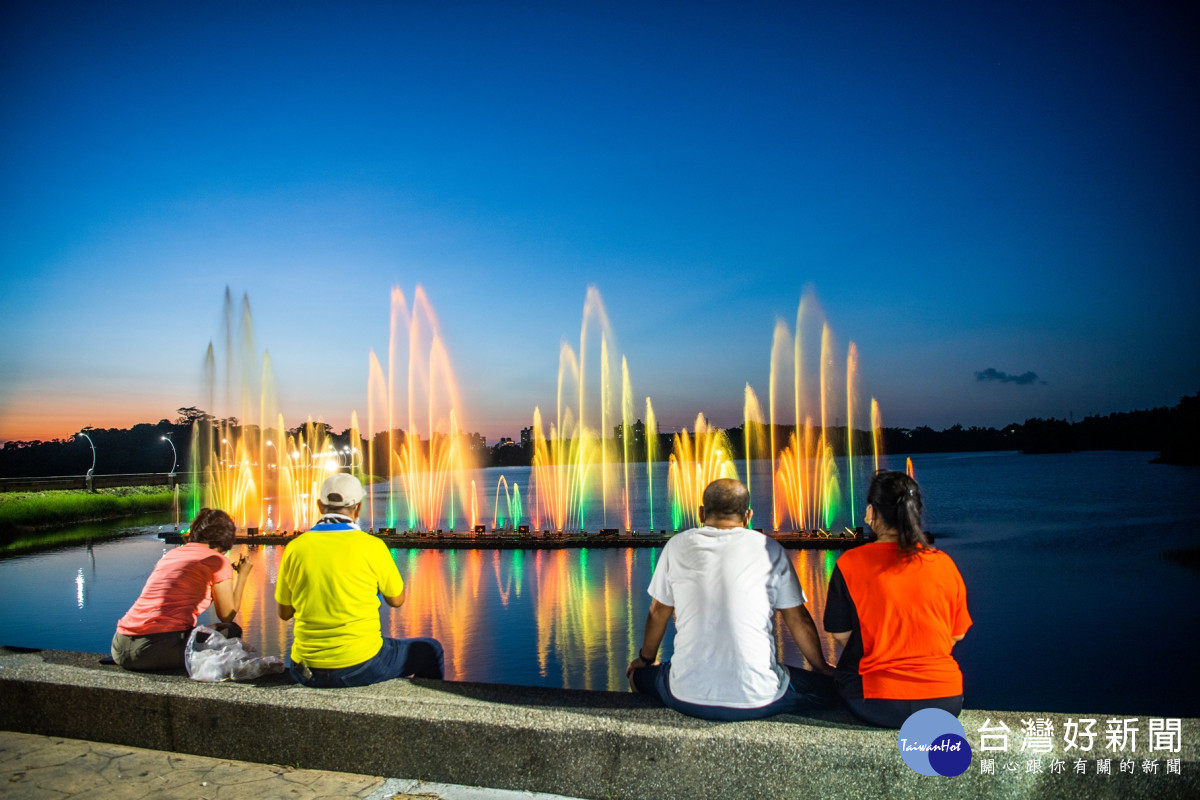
[867,471,932,556]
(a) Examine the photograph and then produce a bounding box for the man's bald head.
[700,478,751,526]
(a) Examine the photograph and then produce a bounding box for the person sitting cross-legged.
[626,478,836,721]
[276,472,444,687]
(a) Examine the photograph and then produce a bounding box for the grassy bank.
[0,513,177,555]
[0,486,183,534]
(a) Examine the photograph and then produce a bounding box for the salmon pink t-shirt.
[116,542,233,635]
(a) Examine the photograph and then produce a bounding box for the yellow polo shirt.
[275,523,404,669]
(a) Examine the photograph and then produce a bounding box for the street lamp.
[161,435,178,477]
[78,431,96,477]
[79,431,96,491]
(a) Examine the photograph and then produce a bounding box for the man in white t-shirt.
[626,478,835,720]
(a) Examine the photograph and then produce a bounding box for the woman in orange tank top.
[824,470,972,727]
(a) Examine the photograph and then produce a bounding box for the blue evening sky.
[1,1,1197,443]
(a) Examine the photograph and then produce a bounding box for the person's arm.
[211,556,253,623]
[779,604,835,675]
[626,599,673,678]
[952,633,966,644]
[277,603,294,621]
[383,588,405,608]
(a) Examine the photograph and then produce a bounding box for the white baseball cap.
[319,473,365,508]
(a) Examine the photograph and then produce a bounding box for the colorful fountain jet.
[368,286,477,533]
[668,414,737,532]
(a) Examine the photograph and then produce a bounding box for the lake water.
[1,451,1197,716]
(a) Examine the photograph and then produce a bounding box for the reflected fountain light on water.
[222,537,841,689]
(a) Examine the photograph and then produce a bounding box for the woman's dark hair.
[866,470,933,556]
[188,508,236,552]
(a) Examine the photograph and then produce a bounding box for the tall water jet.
[743,385,768,513]
[767,319,791,531]
[531,347,584,532]
[870,398,883,474]
[668,414,737,532]
[818,323,843,529]
[530,287,628,532]
[366,352,388,531]
[645,398,659,532]
[372,286,477,532]
[620,358,634,532]
[764,291,861,532]
[845,342,859,527]
[192,290,314,531]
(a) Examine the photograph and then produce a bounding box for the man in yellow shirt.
[275,473,444,687]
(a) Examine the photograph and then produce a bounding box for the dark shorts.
[836,671,963,728]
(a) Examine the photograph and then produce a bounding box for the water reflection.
[3,451,1196,714]
[254,541,839,691]
[0,532,844,692]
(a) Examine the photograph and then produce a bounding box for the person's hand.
[231,548,253,573]
[625,654,654,680]
[816,661,836,676]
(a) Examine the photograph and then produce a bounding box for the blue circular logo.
[898,708,972,777]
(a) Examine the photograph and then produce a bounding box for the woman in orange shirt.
[824,471,971,727]
[111,508,252,670]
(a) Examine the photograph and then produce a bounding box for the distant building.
[614,418,649,457]
[519,426,533,449]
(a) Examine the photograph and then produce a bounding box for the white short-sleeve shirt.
[648,526,805,708]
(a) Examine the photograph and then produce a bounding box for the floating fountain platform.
[158,527,865,550]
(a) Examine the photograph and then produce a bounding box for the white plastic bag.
[185,625,285,682]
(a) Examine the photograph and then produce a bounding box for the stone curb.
[1,648,1196,800]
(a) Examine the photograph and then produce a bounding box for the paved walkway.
[0,731,581,800]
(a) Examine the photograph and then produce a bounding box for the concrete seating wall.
[0,647,1195,800]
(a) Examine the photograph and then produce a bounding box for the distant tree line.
[2,393,1196,478]
[0,419,191,478]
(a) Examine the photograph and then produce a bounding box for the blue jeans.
[631,661,838,721]
[289,637,444,688]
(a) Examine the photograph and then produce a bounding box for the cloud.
[975,368,1046,386]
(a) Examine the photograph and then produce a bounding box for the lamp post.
[79,431,96,492]
[161,435,178,480]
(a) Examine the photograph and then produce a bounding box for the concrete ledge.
[1,647,1196,799]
